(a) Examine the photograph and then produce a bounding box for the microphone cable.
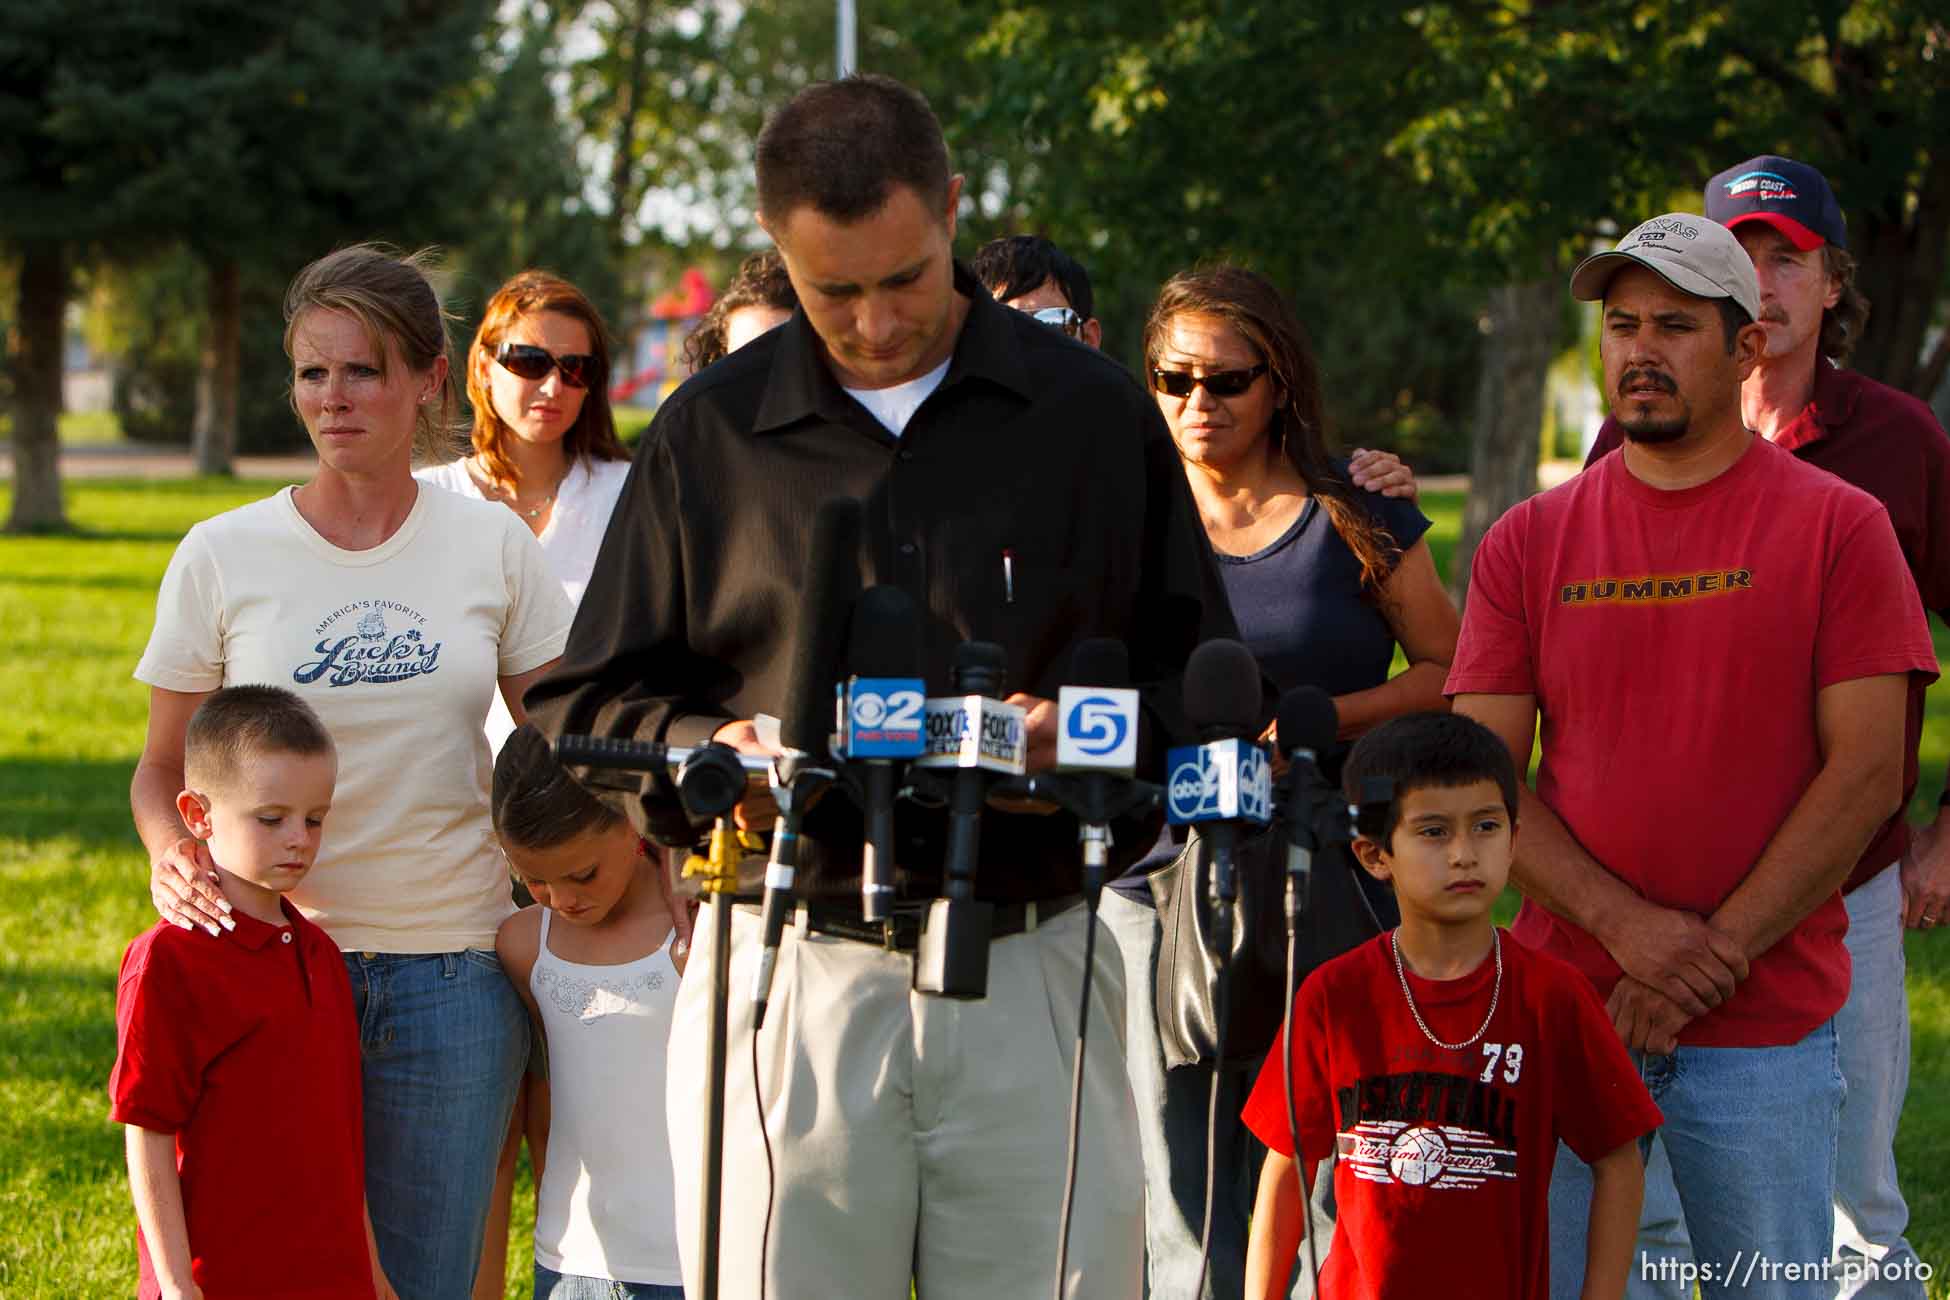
[755,1013,776,1300]
[1051,885,1102,1300]
[1191,948,1231,1300]
[1281,922,1322,1292]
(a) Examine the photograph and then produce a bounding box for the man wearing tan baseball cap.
[1446,214,1937,1298]
[1580,169,1950,1300]
[1569,212,1762,322]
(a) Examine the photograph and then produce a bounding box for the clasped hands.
[1600,903,1748,1056]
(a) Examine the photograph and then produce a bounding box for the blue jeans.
[1832,867,1927,1299]
[346,949,528,1300]
[534,1262,685,1299]
[1570,870,1928,1300]
[1097,888,1328,1299]
[1549,1019,1844,1299]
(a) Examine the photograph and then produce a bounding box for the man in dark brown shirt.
[1576,156,1948,1300]
[527,75,1232,1298]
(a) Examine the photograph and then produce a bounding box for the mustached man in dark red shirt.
[1582,156,1949,1298]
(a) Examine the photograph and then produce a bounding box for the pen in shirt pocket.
[1002,548,1016,604]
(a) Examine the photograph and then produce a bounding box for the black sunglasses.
[494,342,600,390]
[1150,363,1268,399]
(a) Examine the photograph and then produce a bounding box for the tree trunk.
[191,257,241,476]
[6,241,70,533]
[1451,276,1561,602]
[1848,150,1950,395]
[606,0,654,269]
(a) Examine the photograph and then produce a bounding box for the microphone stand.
[1276,754,1326,1295]
[685,804,763,1300]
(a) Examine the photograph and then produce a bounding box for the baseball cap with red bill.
[1569,213,1761,321]
[1706,155,1847,252]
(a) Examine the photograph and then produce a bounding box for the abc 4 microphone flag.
[1165,738,1273,826]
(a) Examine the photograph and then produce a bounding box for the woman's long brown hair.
[465,270,628,493]
[1143,265,1402,591]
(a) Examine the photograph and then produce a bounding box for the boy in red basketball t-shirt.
[1243,713,1661,1300]
[110,686,389,1299]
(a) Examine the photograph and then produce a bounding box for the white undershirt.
[843,357,951,437]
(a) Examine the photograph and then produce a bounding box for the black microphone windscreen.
[1070,637,1129,689]
[1183,638,1262,738]
[779,498,864,755]
[1275,686,1339,757]
[951,640,1007,697]
[848,585,923,678]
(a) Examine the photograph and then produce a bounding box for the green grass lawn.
[615,404,656,447]
[0,482,1944,1294]
[55,411,128,446]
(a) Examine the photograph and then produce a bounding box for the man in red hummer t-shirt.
[1448,213,1937,1287]
[1581,158,1950,1295]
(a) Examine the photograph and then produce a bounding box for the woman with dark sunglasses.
[417,270,632,750]
[1098,264,1461,1298]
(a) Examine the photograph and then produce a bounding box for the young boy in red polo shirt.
[1242,713,1661,1300]
[110,686,389,1299]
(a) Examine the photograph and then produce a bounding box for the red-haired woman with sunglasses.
[1097,264,1461,1299]
[418,270,631,676]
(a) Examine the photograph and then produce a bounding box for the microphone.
[752,498,862,1028]
[912,641,1019,998]
[1273,687,1338,930]
[839,585,927,923]
[1054,638,1142,900]
[915,658,1029,778]
[1166,639,1272,956]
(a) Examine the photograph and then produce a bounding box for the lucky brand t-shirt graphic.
[296,599,443,687]
[133,485,575,951]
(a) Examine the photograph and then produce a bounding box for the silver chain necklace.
[471,457,562,519]
[1391,927,1501,1051]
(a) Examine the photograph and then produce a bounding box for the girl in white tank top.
[492,727,692,1300]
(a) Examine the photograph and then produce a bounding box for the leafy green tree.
[1675,1,1950,395]
[1,0,506,525]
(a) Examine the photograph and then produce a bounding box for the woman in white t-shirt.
[415,269,637,1299]
[131,244,575,1300]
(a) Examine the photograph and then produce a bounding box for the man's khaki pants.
[668,901,1144,1298]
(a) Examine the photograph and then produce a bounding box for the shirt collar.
[752,260,1034,435]
[225,896,299,950]
[1770,357,1856,454]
